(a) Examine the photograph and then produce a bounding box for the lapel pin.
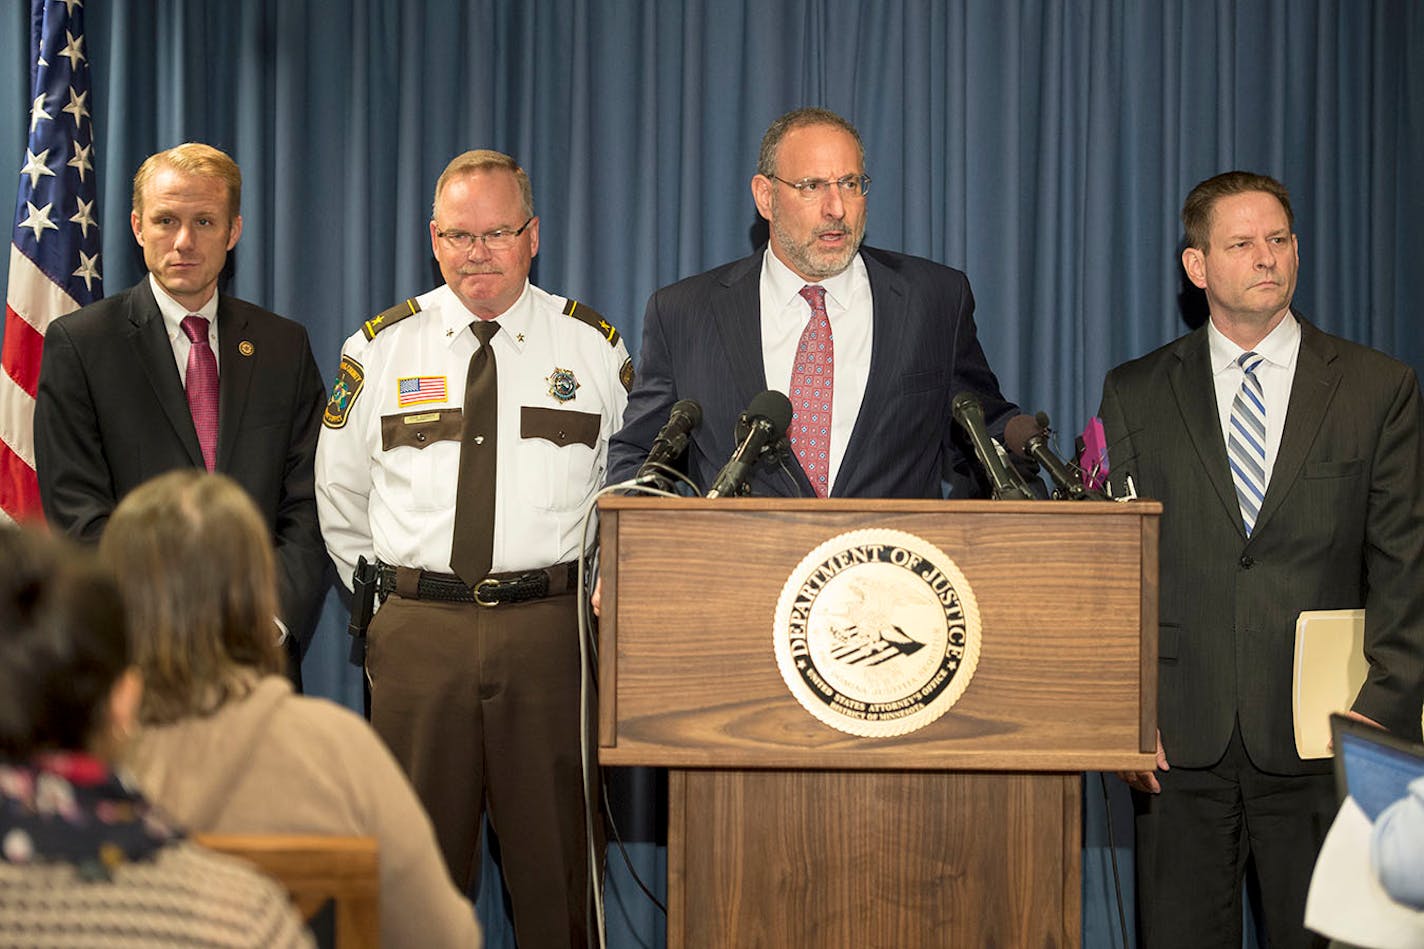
[238,340,255,356]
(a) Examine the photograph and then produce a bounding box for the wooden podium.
[597,497,1160,948]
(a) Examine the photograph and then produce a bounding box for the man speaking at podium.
[607,107,1034,500]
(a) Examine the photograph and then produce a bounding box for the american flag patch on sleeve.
[397,375,449,406]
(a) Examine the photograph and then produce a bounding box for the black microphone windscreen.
[1004,414,1042,457]
[670,399,702,428]
[747,389,793,432]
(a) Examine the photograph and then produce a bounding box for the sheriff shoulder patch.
[323,355,365,429]
[619,357,634,392]
[562,299,620,347]
[362,298,421,340]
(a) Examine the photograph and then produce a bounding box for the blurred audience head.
[0,528,139,759]
[100,471,283,726]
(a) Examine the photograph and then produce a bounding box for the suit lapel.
[1252,319,1340,537]
[215,298,254,471]
[710,251,773,417]
[834,248,906,496]
[1167,328,1245,535]
[124,279,204,467]
[713,250,818,495]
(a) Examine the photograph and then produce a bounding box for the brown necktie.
[450,320,500,586]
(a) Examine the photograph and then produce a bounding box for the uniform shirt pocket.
[518,406,603,511]
[381,409,462,512]
[381,409,463,450]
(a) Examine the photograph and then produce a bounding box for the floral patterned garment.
[0,752,182,882]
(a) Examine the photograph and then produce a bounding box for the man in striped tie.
[32,143,328,686]
[1100,171,1424,948]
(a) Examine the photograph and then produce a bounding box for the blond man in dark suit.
[34,143,327,678]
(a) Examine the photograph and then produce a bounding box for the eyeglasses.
[769,174,871,200]
[435,216,535,252]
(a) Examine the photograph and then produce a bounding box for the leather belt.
[375,561,577,607]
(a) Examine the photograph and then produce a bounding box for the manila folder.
[1293,609,1366,760]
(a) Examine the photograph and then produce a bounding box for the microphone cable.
[576,479,687,947]
[1097,772,1132,949]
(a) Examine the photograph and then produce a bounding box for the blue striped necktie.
[1227,351,1268,536]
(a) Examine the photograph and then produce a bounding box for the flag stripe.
[8,246,82,336]
[0,369,37,469]
[4,303,47,396]
[0,429,42,523]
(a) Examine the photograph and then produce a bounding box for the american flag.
[1,0,102,524]
[397,375,449,407]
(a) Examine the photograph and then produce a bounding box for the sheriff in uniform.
[316,149,630,949]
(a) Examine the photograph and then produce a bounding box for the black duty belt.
[375,561,578,607]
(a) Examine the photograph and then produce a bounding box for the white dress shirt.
[149,272,220,383]
[1208,312,1302,490]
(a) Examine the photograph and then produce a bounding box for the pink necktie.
[181,315,219,471]
[791,285,834,497]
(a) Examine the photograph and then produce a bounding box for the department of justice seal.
[772,529,982,738]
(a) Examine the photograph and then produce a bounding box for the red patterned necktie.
[791,285,834,497]
[180,315,219,471]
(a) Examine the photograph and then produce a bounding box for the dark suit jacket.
[34,279,329,656]
[1100,317,1424,774]
[607,246,1032,498]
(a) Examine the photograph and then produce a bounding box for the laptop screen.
[1332,713,1424,822]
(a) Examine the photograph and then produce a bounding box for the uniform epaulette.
[562,299,620,347]
[361,298,421,340]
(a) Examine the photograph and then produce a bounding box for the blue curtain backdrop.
[4,2,1422,946]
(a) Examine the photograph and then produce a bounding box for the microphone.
[634,399,702,487]
[1004,412,1108,501]
[705,390,794,499]
[951,391,1035,500]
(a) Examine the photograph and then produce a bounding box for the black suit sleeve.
[34,317,117,540]
[606,288,679,486]
[1355,366,1424,739]
[271,330,330,658]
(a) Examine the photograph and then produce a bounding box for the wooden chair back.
[194,834,379,949]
